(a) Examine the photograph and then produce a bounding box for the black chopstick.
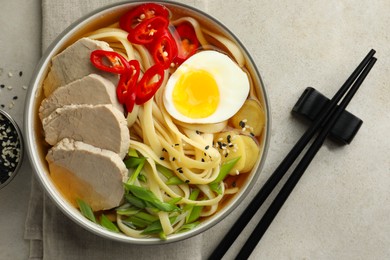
[208,50,376,260]
[236,55,377,259]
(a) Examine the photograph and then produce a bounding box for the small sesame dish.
[25,1,270,244]
[0,109,23,190]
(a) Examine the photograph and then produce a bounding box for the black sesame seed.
[185,180,190,183]
[0,84,4,89]
[227,135,231,143]
[13,96,18,100]
[160,157,165,160]
[19,71,23,77]
[250,132,255,137]
[0,104,4,108]
[178,170,183,174]
[201,158,205,162]
[205,145,210,150]
[217,141,223,149]
[172,157,176,161]
[239,120,246,128]
[162,148,167,152]
[224,153,229,157]
[174,143,179,146]
[196,130,200,135]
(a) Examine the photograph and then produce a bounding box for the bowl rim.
[24,0,271,245]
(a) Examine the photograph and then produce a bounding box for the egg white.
[163,50,250,124]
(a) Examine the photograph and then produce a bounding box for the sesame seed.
[0,84,4,89]
[22,85,28,90]
[185,180,190,183]
[7,86,12,90]
[196,130,200,135]
[239,120,246,128]
[205,145,210,150]
[201,158,205,162]
[8,72,13,78]
[160,157,165,160]
[19,71,23,77]
[0,113,21,185]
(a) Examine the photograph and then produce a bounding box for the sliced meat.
[42,104,130,159]
[43,37,118,97]
[39,74,123,120]
[46,138,128,211]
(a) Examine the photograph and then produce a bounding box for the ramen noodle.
[39,3,266,239]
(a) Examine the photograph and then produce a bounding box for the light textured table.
[1,0,389,259]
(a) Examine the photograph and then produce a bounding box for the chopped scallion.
[76,198,96,223]
[100,214,119,232]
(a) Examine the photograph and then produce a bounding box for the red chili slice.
[119,3,169,33]
[127,16,169,45]
[148,28,178,69]
[172,22,200,65]
[135,64,165,105]
[90,50,130,74]
[116,60,140,112]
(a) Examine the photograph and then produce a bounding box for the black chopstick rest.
[292,87,363,144]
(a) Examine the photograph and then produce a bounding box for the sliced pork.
[43,37,118,97]
[42,104,130,159]
[39,74,123,120]
[46,138,128,211]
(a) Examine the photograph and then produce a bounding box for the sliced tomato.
[135,64,165,105]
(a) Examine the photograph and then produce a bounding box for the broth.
[35,2,268,238]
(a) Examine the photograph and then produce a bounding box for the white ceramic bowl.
[24,1,270,245]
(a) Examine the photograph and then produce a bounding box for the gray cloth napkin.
[25,1,264,259]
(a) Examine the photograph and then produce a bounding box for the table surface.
[1,0,389,259]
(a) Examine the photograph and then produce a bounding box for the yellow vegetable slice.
[229,98,265,136]
[240,135,260,173]
[214,131,246,175]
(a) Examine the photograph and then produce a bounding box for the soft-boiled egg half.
[163,50,249,124]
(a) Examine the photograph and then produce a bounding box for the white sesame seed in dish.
[0,109,23,189]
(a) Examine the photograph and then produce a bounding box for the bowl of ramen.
[25,1,270,244]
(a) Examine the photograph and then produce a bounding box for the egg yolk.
[172,69,220,119]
